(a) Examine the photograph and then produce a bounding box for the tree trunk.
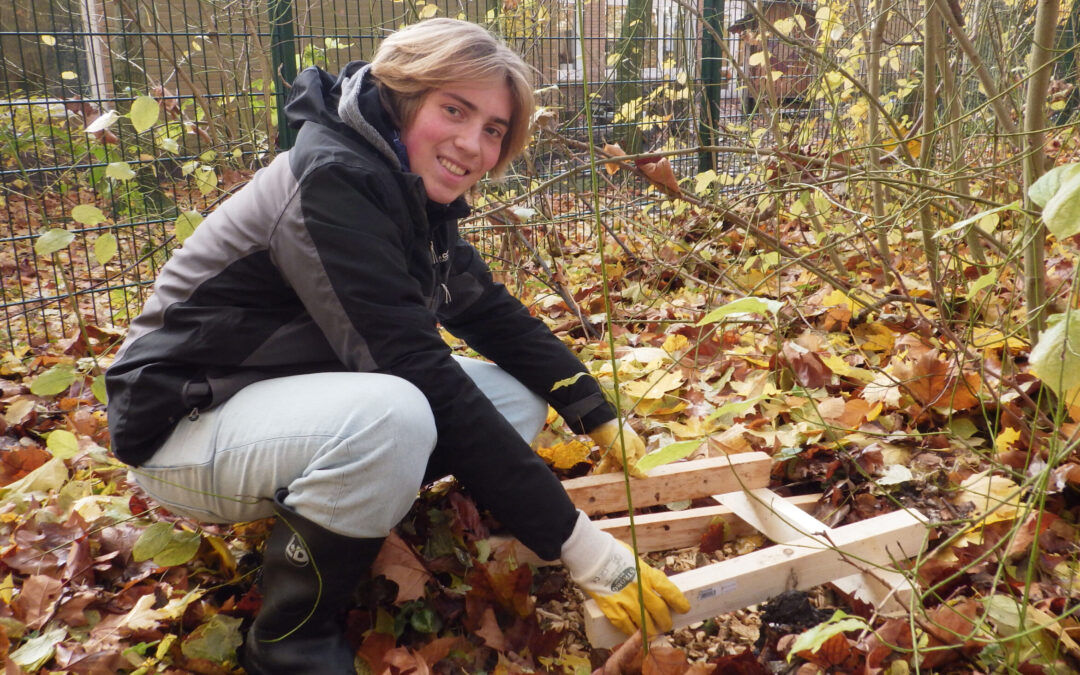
[1022,0,1060,342]
[614,0,653,154]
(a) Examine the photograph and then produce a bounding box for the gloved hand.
[589,419,647,478]
[561,511,690,635]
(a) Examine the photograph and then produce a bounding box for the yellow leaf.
[866,401,883,422]
[536,440,591,470]
[853,322,896,352]
[664,417,716,439]
[419,3,439,18]
[955,471,1021,526]
[41,35,56,46]
[820,354,853,377]
[633,396,687,416]
[662,333,689,354]
[621,369,684,399]
[205,534,237,576]
[0,573,13,604]
[821,288,859,312]
[971,328,1027,352]
[994,427,1021,454]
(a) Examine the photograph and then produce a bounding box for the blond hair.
[370,18,534,177]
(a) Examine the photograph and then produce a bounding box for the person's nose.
[454,124,483,158]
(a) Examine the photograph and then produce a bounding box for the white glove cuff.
[560,510,637,596]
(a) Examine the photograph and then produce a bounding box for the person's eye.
[486,126,505,139]
[443,105,462,117]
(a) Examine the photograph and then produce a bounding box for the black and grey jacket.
[105,62,615,559]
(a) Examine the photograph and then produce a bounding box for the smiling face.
[399,80,512,204]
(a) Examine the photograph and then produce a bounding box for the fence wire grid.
[1,0,931,349]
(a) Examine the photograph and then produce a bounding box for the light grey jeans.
[132,356,548,538]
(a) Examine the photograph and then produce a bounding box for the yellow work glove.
[561,511,690,636]
[589,419,647,478]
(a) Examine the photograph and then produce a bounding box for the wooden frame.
[489,451,929,648]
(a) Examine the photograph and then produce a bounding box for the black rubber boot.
[242,490,384,675]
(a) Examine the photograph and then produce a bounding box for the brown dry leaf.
[14,573,63,630]
[815,397,846,423]
[416,636,466,667]
[483,560,534,619]
[892,351,980,412]
[0,445,51,486]
[708,424,756,454]
[371,531,431,604]
[604,143,627,175]
[781,342,832,389]
[382,646,431,675]
[476,606,509,650]
[642,646,690,674]
[638,157,681,195]
[358,631,396,674]
[920,597,983,668]
[836,398,873,428]
[797,632,853,667]
[55,590,97,627]
[598,630,643,675]
[892,352,946,406]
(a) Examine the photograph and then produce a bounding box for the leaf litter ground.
[1,184,1080,674]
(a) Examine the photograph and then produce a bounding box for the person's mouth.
[438,157,468,177]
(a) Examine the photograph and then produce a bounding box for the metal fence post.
[699,0,725,172]
[269,0,298,149]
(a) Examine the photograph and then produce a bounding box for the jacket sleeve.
[275,160,576,559]
[438,238,616,434]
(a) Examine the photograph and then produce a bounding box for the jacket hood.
[284,61,401,169]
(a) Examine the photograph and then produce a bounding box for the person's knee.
[368,377,437,458]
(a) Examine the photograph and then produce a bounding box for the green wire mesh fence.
[1,0,937,349]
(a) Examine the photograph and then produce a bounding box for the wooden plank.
[714,488,830,543]
[487,493,822,565]
[597,493,820,552]
[562,453,772,517]
[583,508,929,647]
[715,488,918,614]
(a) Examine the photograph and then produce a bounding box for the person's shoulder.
[286,129,409,206]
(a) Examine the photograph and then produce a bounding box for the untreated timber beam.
[583,507,929,647]
[561,453,772,516]
[715,488,919,614]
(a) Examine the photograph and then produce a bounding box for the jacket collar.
[336,64,403,170]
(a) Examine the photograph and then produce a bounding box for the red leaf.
[707,648,768,674]
[699,520,725,554]
[449,491,488,539]
[128,493,151,516]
